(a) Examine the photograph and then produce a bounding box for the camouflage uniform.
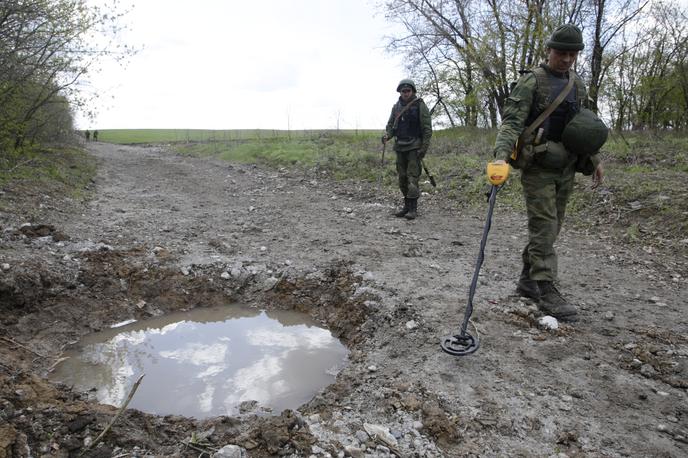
[495,65,600,281]
[493,24,603,321]
[385,91,432,219]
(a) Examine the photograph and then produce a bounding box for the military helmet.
[546,24,584,51]
[396,79,417,92]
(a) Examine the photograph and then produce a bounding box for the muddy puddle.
[49,304,349,418]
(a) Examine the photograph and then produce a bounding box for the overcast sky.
[78,0,407,131]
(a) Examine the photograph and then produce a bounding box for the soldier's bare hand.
[592,163,604,189]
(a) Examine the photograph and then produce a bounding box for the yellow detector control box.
[486,162,510,186]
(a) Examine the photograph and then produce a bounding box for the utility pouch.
[508,130,538,170]
[534,141,574,170]
[510,144,534,170]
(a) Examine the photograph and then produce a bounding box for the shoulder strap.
[519,72,575,144]
[572,72,587,108]
[392,97,422,130]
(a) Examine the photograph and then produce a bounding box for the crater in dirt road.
[0,245,380,456]
[49,303,350,418]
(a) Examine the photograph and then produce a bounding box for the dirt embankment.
[1,142,687,457]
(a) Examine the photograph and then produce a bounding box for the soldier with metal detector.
[382,79,433,220]
[493,24,608,322]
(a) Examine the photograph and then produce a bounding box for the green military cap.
[546,24,584,51]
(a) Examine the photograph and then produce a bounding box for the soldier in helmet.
[492,24,605,322]
[382,79,433,220]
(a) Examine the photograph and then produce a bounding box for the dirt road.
[1,141,687,457]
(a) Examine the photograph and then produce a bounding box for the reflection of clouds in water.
[196,364,227,413]
[197,365,224,378]
[52,306,347,418]
[159,342,228,366]
[98,363,134,407]
[158,340,230,415]
[158,322,183,335]
[246,327,334,349]
[107,330,147,349]
[107,321,183,348]
[198,384,215,413]
[196,365,224,412]
[223,354,287,407]
[80,323,187,366]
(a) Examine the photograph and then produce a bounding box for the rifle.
[421,98,441,188]
[421,159,437,188]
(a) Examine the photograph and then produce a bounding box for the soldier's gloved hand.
[418,149,427,160]
[381,135,388,145]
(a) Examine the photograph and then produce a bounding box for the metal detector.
[441,162,510,356]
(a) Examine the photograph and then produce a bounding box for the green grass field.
[95,129,380,144]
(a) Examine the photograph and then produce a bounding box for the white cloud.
[222,354,286,408]
[159,342,228,366]
[198,384,215,413]
[246,326,337,349]
[98,363,134,407]
[80,0,408,130]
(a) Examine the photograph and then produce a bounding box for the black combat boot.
[516,264,540,300]
[394,198,409,217]
[404,198,417,220]
[536,281,578,322]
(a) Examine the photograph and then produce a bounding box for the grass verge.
[0,144,97,219]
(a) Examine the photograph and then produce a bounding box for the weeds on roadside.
[0,146,96,196]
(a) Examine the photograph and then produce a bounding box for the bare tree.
[0,0,132,150]
[586,0,649,113]
[383,0,688,130]
[384,0,564,126]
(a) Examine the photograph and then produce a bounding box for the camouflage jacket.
[385,96,433,153]
[493,64,592,163]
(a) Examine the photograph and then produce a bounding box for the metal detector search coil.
[441,162,509,357]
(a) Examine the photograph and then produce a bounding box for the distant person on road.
[85,129,90,141]
[382,79,432,220]
[93,130,99,141]
[492,24,606,322]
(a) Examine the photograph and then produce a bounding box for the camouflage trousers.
[395,149,422,199]
[520,164,576,282]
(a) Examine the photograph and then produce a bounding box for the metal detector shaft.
[441,184,500,356]
[460,184,498,335]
